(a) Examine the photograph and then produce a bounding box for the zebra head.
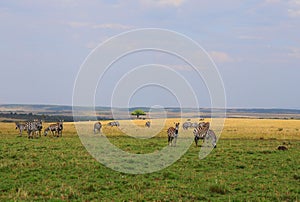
[199,122,210,131]
[34,120,43,130]
[57,120,63,130]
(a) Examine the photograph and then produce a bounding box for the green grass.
[1,133,300,201]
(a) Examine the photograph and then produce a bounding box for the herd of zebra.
[15,119,216,147]
[15,120,64,139]
[93,121,151,133]
[168,121,217,148]
[93,120,216,148]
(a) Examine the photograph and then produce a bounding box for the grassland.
[1,118,300,201]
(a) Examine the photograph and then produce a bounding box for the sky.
[0,0,299,109]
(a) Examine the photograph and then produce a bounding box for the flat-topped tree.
[131,109,146,119]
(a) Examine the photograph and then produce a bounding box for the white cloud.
[209,51,234,63]
[265,0,282,3]
[238,35,263,40]
[288,0,300,17]
[67,21,91,28]
[91,23,133,30]
[264,0,300,17]
[288,47,300,58]
[288,8,300,17]
[85,41,99,50]
[66,21,134,30]
[172,64,194,71]
[139,0,186,7]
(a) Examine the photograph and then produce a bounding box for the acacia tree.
[131,109,146,119]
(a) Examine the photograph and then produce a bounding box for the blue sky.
[0,0,299,109]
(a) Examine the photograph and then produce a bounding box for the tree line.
[0,112,112,122]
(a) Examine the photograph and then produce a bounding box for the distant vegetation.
[0,112,113,123]
[131,109,146,119]
[0,104,300,122]
[0,112,71,122]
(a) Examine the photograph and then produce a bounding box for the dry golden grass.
[1,118,300,140]
[222,118,300,140]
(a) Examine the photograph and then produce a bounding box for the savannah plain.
[0,117,300,201]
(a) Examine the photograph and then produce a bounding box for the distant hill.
[0,104,299,122]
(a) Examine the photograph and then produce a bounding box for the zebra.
[145,121,151,128]
[44,124,58,137]
[57,120,63,137]
[182,121,192,130]
[26,120,43,139]
[193,122,217,148]
[167,122,180,146]
[15,122,28,136]
[191,122,199,128]
[94,122,102,134]
[34,119,43,137]
[44,120,63,137]
[193,127,206,147]
[107,121,120,127]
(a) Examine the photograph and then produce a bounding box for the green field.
[1,119,300,201]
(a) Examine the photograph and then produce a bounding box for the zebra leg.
[210,130,217,148]
[168,136,173,146]
[194,136,198,147]
[173,136,177,146]
[35,131,39,138]
[28,131,32,139]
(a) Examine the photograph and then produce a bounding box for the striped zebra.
[27,120,43,139]
[56,120,63,137]
[191,122,199,128]
[145,121,151,128]
[182,121,192,130]
[15,122,28,136]
[94,122,102,134]
[44,120,63,137]
[167,122,180,146]
[35,119,43,137]
[44,124,58,137]
[107,121,120,127]
[193,122,217,148]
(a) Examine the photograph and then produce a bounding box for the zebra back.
[145,121,151,128]
[194,122,210,138]
[182,121,191,129]
[15,122,28,136]
[26,120,42,138]
[108,121,119,127]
